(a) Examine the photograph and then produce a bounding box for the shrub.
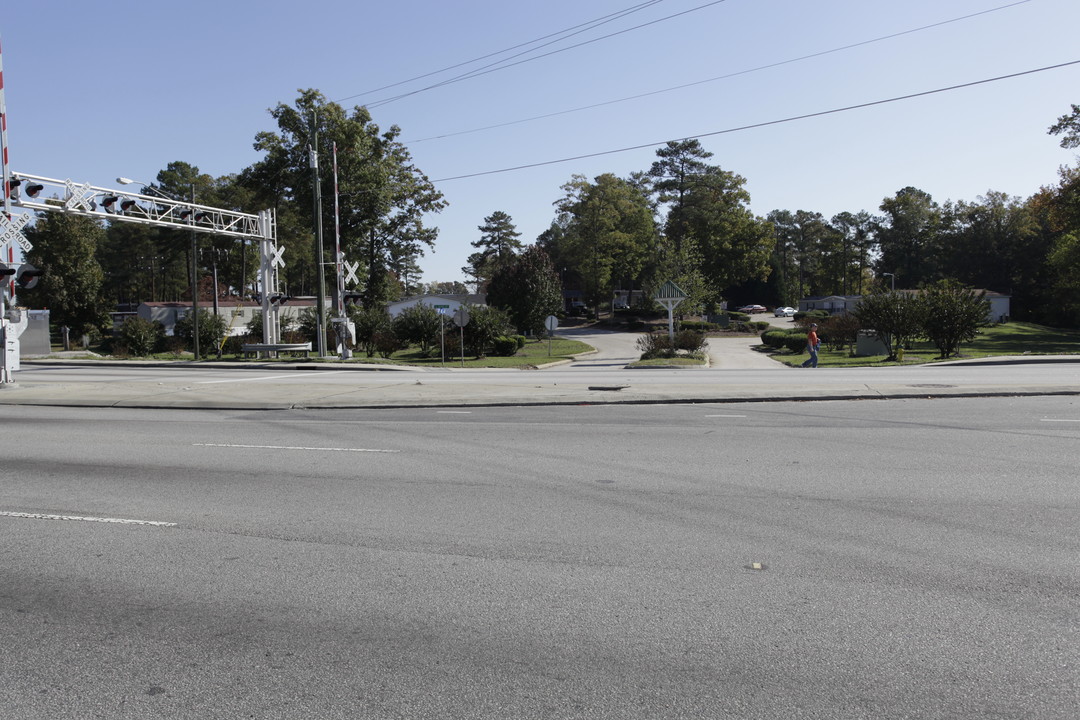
[373,330,403,358]
[750,321,771,332]
[636,332,674,359]
[855,292,925,360]
[920,281,989,358]
[173,310,229,356]
[392,304,441,353]
[115,316,164,357]
[491,336,520,357]
[462,305,513,358]
[794,310,829,323]
[784,332,810,354]
[674,330,707,353]
[348,306,394,357]
[635,330,707,359]
[727,311,750,322]
[760,329,789,350]
[221,334,246,356]
[761,329,807,353]
[819,313,862,355]
[511,335,527,350]
[680,320,719,332]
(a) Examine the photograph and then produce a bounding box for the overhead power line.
[336,0,666,103]
[430,59,1080,183]
[362,0,730,110]
[407,0,1032,144]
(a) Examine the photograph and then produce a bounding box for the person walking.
[801,323,821,368]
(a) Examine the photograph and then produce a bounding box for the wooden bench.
[241,342,312,359]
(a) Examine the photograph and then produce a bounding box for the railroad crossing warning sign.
[0,212,31,253]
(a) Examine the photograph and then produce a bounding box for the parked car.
[774,306,795,317]
[737,304,767,314]
[567,301,587,314]
[613,299,630,310]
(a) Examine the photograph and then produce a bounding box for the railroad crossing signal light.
[267,293,290,305]
[0,263,42,290]
[342,292,363,305]
[120,199,138,213]
[9,179,44,200]
[16,264,43,290]
[101,195,119,213]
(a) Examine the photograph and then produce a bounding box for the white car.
[774,306,796,317]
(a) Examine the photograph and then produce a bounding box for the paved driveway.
[556,325,788,370]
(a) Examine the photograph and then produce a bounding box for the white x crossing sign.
[344,260,359,286]
[63,180,95,212]
[270,244,285,269]
[0,212,32,253]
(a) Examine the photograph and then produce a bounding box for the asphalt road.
[2,397,1078,719]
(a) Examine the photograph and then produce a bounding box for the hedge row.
[761,328,808,354]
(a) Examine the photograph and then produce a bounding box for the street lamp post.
[883,272,896,291]
[117,177,199,358]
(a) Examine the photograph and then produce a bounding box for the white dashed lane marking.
[0,511,177,527]
[194,443,399,453]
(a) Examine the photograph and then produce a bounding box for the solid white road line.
[193,443,400,453]
[0,511,177,527]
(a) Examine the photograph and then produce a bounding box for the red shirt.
[807,330,819,348]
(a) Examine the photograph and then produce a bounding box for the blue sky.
[4,0,1079,284]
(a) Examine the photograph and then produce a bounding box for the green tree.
[919,281,989,358]
[855,291,925,360]
[241,89,446,309]
[463,211,523,288]
[461,305,513,358]
[875,187,944,289]
[683,167,774,302]
[649,140,772,309]
[1028,162,1080,326]
[21,211,108,335]
[486,245,563,336]
[347,305,393,357]
[830,210,876,296]
[392,304,442,353]
[940,192,1039,304]
[553,173,656,313]
[1049,103,1080,149]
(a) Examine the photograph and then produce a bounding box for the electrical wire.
[407,0,1032,144]
[336,1,667,104]
[430,59,1080,183]
[362,0,730,110]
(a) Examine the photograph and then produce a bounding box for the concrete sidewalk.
[2,355,1079,410]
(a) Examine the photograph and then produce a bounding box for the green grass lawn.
[775,321,1080,368]
[384,336,593,368]
[198,336,595,368]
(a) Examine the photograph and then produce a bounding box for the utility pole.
[190,183,199,360]
[310,113,327,357]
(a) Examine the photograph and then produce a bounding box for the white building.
[133,299,319,336]
[386,294,485,318]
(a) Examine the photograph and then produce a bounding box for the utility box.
[855,329,889,357]
[20,309,51,356]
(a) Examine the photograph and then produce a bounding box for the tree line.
[18,94,1080,339]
